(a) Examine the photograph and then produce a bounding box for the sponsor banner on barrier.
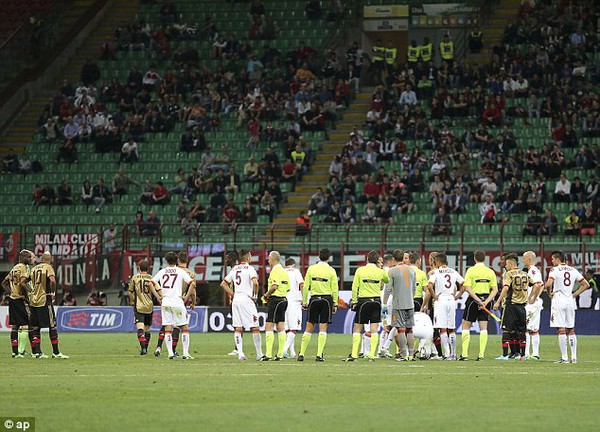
[34,233,99,258]
[54,307,207,332]
[0,233,19,262]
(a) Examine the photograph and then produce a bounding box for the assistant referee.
[346,250,390,362]
[456,250,498,361]
[298,248,339,362]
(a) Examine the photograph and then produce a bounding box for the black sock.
[172,327,181,351]
[137,329,146,350]
[10,329,18,355]
[433,329,443,356]
[502,332,510,356]
[157,327,165,348]
[29,329,40,354]
[145,332,151,349]
[49,328,60,355]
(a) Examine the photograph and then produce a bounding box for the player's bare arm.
[545,277,554,298]
[252,277,259,300]
[261,283,278,303]
[528,281,542,304]
[461,285,484,305]
[20,275,32,293]
[483,284,498,308]
[493,285,509,310]
[220,279,235,297]
[572,278,590,298]
[1,275,9,292]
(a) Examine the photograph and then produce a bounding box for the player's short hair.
[383,254,394,265]
[435,253,448,265]
[551,250,566,262]
[238,249,250,261]
[226,251,239,265]
[505,252,518,262]
[138,259,150,272]
[285,257,295,266]
[165,251,178,265]
[319,248,331,262]
[474,250,486,263]
[408,252,421,265]
[19,250,31,263]
[177,251,188,263]
[392,249,404,263]
[367,250,380,264]
[269,251,281,262]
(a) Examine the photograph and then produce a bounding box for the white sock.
[569,334,577,360]
[363,334,371,355]
[252,332,263,358]
[182,331,190,357]
[234,332,244,358]
[383,327,397,350]
[378,329,388,352]
[441,332,449,358]
[283,331,296,356]
[449,332,456,357]
[525,332,531,356]
[558,333,568,360]
[532,334,540,357]
[165,332,174,357]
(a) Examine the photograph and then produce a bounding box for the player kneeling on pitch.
[129,259,162,355]
[298,248,339,362]
[220,249,264,361]
[152,251,196,359]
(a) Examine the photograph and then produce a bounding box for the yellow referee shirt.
[352,263,390,303]
[303,261,339,305]
[412,265,428,299]
[268,263,290,297]
[464,262,497,295]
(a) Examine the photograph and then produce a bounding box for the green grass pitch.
[1,333,599,432]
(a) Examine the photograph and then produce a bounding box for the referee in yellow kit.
[297,248,339,362]
[455,250,498,361]
[345,250,390,362]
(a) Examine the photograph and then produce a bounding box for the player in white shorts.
[545,250,590,364]
[152,251,196,359]
[283,258,304,359]
[220,249,264,361]
[424,253,464,360]
[523,251,544,359]
[413,312,435,358]
[377,254,395,358]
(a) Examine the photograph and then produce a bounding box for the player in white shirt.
[423,253,464,360]
[152,251,195,359]
[282,258,304,358]
[377,254,395,358]
[413,312,435,359]
[545,250,590,364]
[522,251,544,359]
[220,249,263,361]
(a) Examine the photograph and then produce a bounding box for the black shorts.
[134,310,153,327]
[307,295,333,324]
[463,296,489,323]
[29,304,56,328]
[8,298,29,326]
[428,297,435,321]
[266,296,288,323]
[413,297,423,312]
[502,303,526,334]
[354,297,381,324]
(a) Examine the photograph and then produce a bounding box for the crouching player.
[129,259,162,355]
[413,312,435,359]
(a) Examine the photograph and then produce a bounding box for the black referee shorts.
[266,296,288,323]
[29,304,57,328]
[463,296,489,323]
[501,303,526,334]
[354,297,381,324]
[9,298,29,326]
[413,297,423,312]
[307,295,333,324]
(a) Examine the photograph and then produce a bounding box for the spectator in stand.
[152,181,170,206]
[112,169,140,198]
[42,118,60,142]
[60,292,77,306]
[142,211,160,236]
[362,200,377,223]
[132,211,145,236]
[18,154,32,175]
[580,207,596,237]
[259,190,276,222]
[169,168,190,202]
[207,190,227,222]
[63,117,79,142]
[103,224,117,253]
[376,201,392,224]
[523,209,541,237]
[432,207,451,236]
[586,176,599,202]
[340,199,356,224]
[92,178,110,213]
[120,137,139,163]
[281,158,298,185]
[57,180,73,205]
[564,210,580,236]
[244,156,259,183]
[362,175,380,203]
[324,199,341,223]
[81,180,93,206]
[480,195,497,224]
[181,211,199,236]
[553,174,571,202]
[570,177,586,202]
[295,211,311,236]
[396,187,414,214]
[40,183,56,206]
[448,187,467,214]
[140,180,154,205]
[222,197,240,233]
[224,167,241,195]
[56,139,79,164]
[539,209,558,237]
[176,200,187,223]
[32,184,42,206]
[241,198,257,223]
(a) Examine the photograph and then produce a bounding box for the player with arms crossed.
[456,250,497,361]
[152,251,196,359]
[345,250,390,362]
[523,251,544,360]
[494,255,529,360]
[383,249,416,361]
[423,253,464,360]
[29,252,69,359]
[545,250,590,364]
[283,258,304,359]
[298,248,339,362]
[2,250,33,358]
[260,251,290,361]
[220,249,263,361]
[129,259,162,355]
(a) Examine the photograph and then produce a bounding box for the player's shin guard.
[144,332,151,349]
[406,329,414,357]
[234,331,244,358]
[317,332,327,357]
[265,331,274,358]
[433,329,443,356]
[440,331,449,358]
[448,331,456,357]
[10,329,18,355]
[383,326,397,350]
[157,327,165,348]
[164,331,174,357]
[557,330,568,360]
[283,331,297,357]
[28,328,41,354]
[568,330,577,361]
[49,328,60,355]
[518,332,526,356]
[172,327,181,352]
[18,329,28,354]
[137,329,146,350]
[370,333,379,359]
[362,332,371,355]
[277,331,286,358]
[502,331,510,356]
[351,333,361,358]
[299,332,312,356]
[531,332,540,357]
[181,330,190,357]
[252,330,263,358]
[479,330,488,358]
[461,330,470,358]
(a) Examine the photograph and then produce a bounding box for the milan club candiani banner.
[34,233,100,257]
